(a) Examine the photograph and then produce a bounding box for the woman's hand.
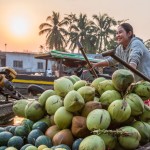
[90,63,98,71]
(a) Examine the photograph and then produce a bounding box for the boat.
[12,50,114,93]
[0,67,26,125]
[0,101,14,125]
[12,74,56,95]
[0,50,114,125]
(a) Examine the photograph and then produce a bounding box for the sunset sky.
[0,0,150,53]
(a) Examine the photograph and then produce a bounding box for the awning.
[50,50,102,63]
[34,50,104,67]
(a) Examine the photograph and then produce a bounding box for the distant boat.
[12,74,56,94]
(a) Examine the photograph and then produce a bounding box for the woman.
[92,23,150,81]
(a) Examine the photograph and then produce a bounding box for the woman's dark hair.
[120,23,135,37]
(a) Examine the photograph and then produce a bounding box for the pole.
[77,42,98,78]
[5,43,7,52]
[102,50,150,82]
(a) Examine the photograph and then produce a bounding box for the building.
[0,51,54,74]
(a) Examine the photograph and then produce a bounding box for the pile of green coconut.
[1,69,150,150]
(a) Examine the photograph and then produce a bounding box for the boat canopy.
[50,50,103,63]
[34,50,107,72]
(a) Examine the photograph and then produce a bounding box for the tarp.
[50,50,103,63]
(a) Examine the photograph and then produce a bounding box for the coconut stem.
[123,83,135,97]
[93,129,132,136]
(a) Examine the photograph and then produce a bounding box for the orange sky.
[0,0,150,53]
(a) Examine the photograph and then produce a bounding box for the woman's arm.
[129,62,137,69]
[91,60,109,69]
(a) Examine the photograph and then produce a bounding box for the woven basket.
[0,101,15,125]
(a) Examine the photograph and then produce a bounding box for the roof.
[0,50,37,55]
[50,50,103,62]
[35,50,104,61]
[34,50,105,67]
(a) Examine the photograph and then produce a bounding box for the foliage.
[39,12,149,54]
[39,11,68,51]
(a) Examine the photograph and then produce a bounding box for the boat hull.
[0,101,15,125]
[12,74,57,94]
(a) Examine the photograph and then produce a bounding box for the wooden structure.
[34,50,102,77]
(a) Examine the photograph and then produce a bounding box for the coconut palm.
[66,13,97,53]
[92,13,118,53]
[64,13,77,25]
[39,11,68,51]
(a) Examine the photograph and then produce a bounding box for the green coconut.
[132,81,150,100]
[99,90,122,108]
[45,95,63,115]
[114,142,128,150]
[50,115,55,126]
[91,77,106,92]
[70,75,81,82]
[108,100,131,123]
[132,121,150,144]
[120,116,135,126]
[38,89,56,107]
[54,77,74,98]
[97,80,116,95]
[112,69,134,93]
[125,93,144,116]
[39,115,51,126]
[86,109,111,131]
[139,104,150,122]
[77,86,95,102]
[5,147,17,150]
[64,76,77,84]
[25,101,45,121]
[99,133,117,150]
[64,90,85,113]
[24,145,38,150]
[54,107,73,129]
[73,80,87,91]
[13,99,30,117]
[21,118,34,132]
[72,138,83,150]
[54,145,71,150]
[118,126,141,150]
[79,135,105,150]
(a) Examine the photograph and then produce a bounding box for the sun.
[10,16,29,37]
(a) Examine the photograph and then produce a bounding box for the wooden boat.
[0,50,113,125]
[0,67,27,125]
[12,74,56,95]
[0,101,14,125]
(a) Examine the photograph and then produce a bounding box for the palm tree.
[92,13,118,53]
[64,13,77,25]
[66,13,97,53]
[39,11,68,51]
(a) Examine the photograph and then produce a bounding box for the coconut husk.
[45,125,60,139]
[52,129,74,148]
[71,116,91,138]
[81,101,102,117]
